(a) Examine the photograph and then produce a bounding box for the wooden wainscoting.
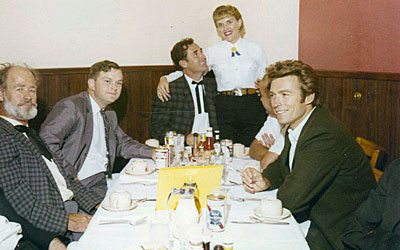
[317,71,400,165]
[31,65,175,143]
[31,66,399,165]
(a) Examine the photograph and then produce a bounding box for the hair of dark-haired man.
[170,38,195,70]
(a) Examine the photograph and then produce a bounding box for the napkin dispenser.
[156,165,223,210]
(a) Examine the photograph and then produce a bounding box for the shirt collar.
[88,94,102,114]
[223,37,243,47]
[0,115,27,127]
[287,107,316,143]
[184,74,203,86]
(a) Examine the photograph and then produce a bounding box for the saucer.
[101,200,138,212]
[254,207,291,220]
[125,168,156,176]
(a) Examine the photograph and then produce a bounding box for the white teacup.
[259,198,283,217]
[233,143,245,158]
[109,190,132,209]
[146,139,160,148]
[129,160,148,173]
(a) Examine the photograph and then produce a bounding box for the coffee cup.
[146,139,160,148]
[233,143,245,158]
[129,160,148,173]
[109,190,132,209]
[259,198,282,217]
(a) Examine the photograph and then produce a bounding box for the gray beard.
[4,95,37,121]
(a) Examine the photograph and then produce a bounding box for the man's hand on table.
[67,213,92,232]
[242,167,270,193]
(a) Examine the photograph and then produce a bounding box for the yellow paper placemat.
[155,165,223,210]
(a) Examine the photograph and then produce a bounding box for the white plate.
[101,200,138,212]
[254,207,291,220]
[125,168,156,176]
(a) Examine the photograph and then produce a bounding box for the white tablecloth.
[71,158,309,249]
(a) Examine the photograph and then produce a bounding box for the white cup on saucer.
[259,198,283,217]
[233,143,245,158]
[109,190,132,209]
[145,139,160,148]
[128,160,148,173]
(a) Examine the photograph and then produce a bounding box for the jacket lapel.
[291,106,321,171]
[74,93,94,172]
[281,132,291,176]
[0,118,60,191]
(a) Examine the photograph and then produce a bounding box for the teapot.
[167,182,201,226]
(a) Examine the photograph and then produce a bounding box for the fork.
[99,216,147,226]
[249,216,289,225]
[230,194,261,202]
[120,181,156,186]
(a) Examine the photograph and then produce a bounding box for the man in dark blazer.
[0,64,102,241]
[40,60,154,198]
[342,158,400,250]
[150,38,218,145]
[242,60,376,250]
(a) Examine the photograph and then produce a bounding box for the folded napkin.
[0,221,22,249]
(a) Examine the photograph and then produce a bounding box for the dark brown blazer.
[263,105,376,250]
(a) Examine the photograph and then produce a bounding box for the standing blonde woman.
[156,5,267,146]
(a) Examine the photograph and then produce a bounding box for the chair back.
[356,137,386,181]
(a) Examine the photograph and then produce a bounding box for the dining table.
[69,156,310,250]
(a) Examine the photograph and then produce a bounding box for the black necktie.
[100,110,112,179]
[14,125,53,161]
[192,80,204,114]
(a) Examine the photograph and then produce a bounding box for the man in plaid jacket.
[150,38,218,145]
[0,64,102,242]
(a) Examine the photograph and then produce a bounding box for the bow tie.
[192,80,204,85]
[231,47,241,57]
[14,125,53,160]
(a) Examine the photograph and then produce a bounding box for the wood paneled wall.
[31,66,399,164]
[31,65,175,139]
[317,71,400,164]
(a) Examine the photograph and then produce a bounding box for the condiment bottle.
[204,127,214,151]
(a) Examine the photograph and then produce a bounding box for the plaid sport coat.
[0,117,102,234]
[150,75,218,142]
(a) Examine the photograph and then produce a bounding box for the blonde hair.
[212,5,245,38]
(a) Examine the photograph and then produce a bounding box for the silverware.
[249,216,290,225]
[134,198,156,203]
[120,181,156,186]
[99,216,147,226]
[230,195,261,202]
[230,219,289,225]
